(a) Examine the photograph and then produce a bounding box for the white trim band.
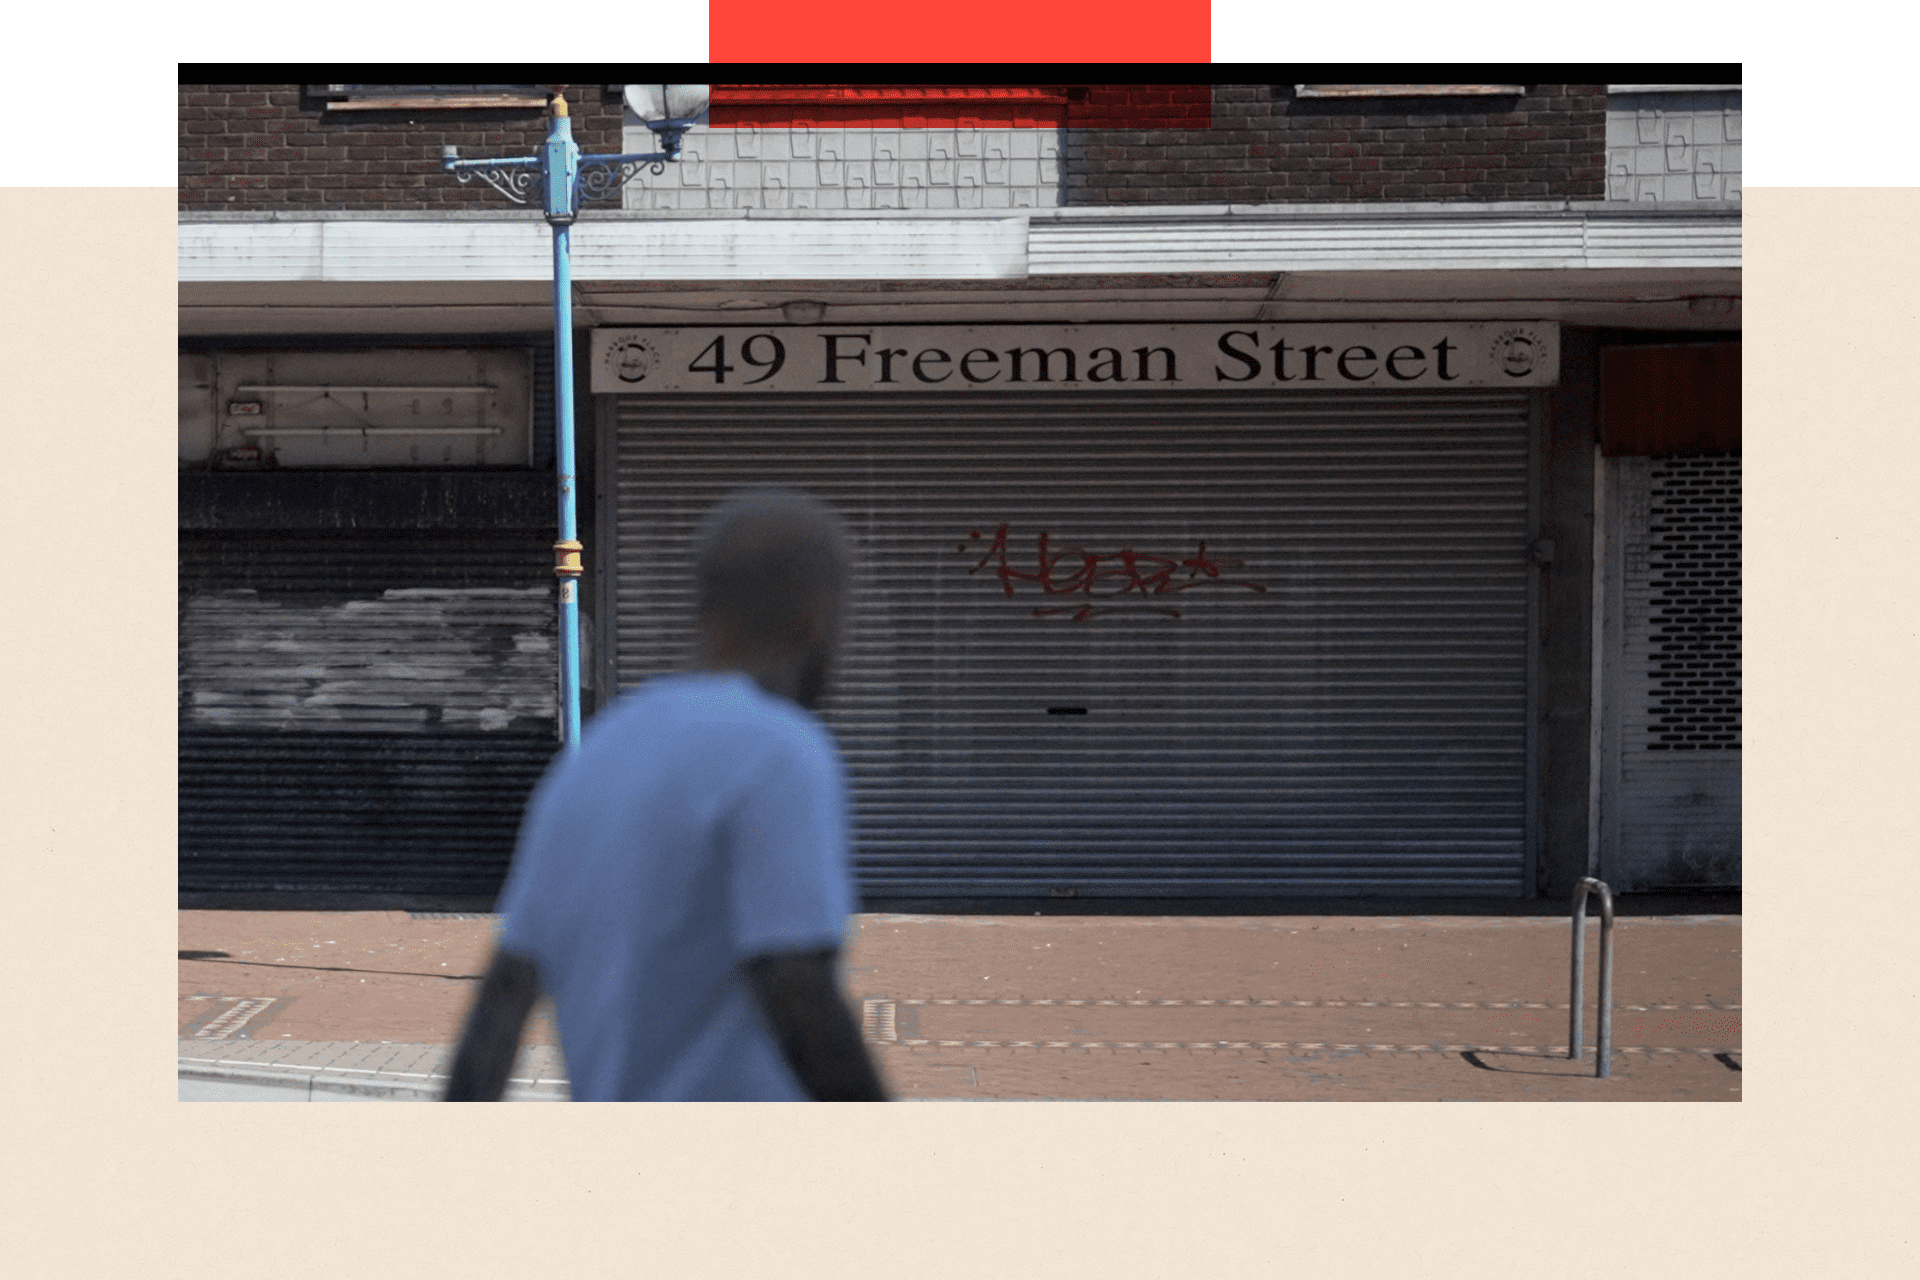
[180,205,1738,285]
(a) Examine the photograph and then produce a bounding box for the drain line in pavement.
[875,1039,1737,1057]
[863,999,898,1042]
[192,998,277,1039]
[896,997,1738,1012]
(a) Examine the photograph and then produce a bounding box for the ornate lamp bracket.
[575,152,671,204]
[440,151,540,205]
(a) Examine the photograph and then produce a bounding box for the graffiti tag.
[961,523,1270,621]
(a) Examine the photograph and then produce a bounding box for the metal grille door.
[1599,453,1742,889]
[606,390,1535,898]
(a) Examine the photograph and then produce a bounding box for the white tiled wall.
[1606,90,1741,203]
[621,123,1063,210]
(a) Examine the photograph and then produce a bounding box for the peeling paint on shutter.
[606,390,1535,898]
[178,530,559,897]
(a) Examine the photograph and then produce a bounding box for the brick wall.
[180,83,1609,213]
[1065,84,1608,204]
[179,84,625,212]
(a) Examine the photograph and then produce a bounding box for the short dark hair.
[691,488,852,640]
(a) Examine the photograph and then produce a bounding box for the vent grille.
[1645,454,1740,750]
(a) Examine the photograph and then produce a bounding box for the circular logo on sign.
[610,339,656,384]
[1490,327,1543,379]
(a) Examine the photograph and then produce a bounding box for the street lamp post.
[442,85,708,750]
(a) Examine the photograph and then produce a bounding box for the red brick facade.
[178,84,625,213]
[1065,84,1608,204]
[179,83,1608,213]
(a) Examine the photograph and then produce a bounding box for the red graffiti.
[961,523,1270,621]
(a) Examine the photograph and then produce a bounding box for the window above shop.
[309,85,551,111]
[1293,85,1527,98]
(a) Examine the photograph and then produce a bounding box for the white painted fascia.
[178,216,1030,284]
[1026,203,1741,274]
[178,202,1739,285]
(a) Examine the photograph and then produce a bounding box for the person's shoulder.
[735,681,836,755]
[590,673,832,757]
[645,674,828,743]
[600,672,749,724]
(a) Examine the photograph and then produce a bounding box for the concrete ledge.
[178,1059,567,1102]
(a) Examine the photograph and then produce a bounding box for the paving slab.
[180,908,1739,1101]
[176,1038,567,1101]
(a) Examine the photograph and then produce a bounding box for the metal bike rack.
[1569,877,1615,1078]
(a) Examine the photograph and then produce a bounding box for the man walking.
[443,488,888,1101]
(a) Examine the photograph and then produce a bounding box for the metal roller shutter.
[179,530,560,897]
[607,390,1535,898]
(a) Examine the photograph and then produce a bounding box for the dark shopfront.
[1592,340,1742,891]
[592,321,1559,900]
[177,343,565,901]
[175,323,1738,906]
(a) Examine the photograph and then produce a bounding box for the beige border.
[4,169,1907,1272]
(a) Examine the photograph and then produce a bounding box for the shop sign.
[590,322,1558,393]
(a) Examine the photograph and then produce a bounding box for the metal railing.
[1569,877,1615,1078]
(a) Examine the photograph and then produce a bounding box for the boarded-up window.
[1294,85,1526,98]
[1600,344,1741,456]
[309,85,549,111]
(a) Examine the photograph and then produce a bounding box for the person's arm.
[744,947,889,1101]
[441,946,540,1101]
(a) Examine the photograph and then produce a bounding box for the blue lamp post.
[442,85,708,750]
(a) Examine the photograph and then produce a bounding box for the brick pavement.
[179,908,1740,1101]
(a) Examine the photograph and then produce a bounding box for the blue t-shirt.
[496,672,856,1101]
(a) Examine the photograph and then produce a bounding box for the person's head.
[690,487,852,708]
